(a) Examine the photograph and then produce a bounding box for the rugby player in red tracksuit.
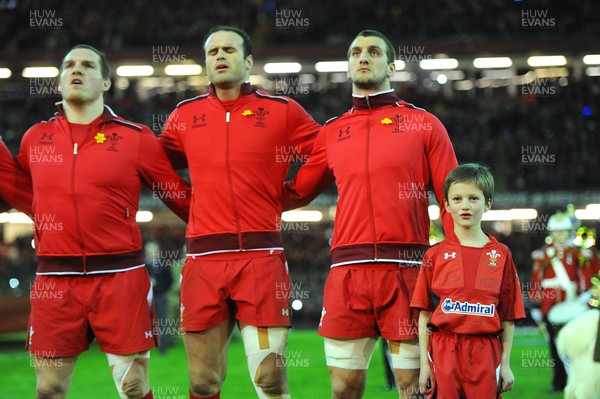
[17,45,191,399]
[282,30,457,399]
[0,139,32,213]
[411,164,526,399]
[158,26,319,399]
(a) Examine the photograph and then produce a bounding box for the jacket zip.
[224,111,243,250]
[70,134,87,273]
[364,95,379,260]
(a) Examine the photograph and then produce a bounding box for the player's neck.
[454,225,489,247]
[352,82,391,97]
[63,98,105,124]
[215,85,242,102]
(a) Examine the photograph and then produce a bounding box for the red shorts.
[27,267,156,357]
[429,330,502,399]
[318,264,420,340]
[180,251,291,331]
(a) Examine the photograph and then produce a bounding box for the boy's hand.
[419,363,434,394]
[498,364,514,392]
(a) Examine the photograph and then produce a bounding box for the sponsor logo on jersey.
[337,126,351,142]
[441,298,495,317]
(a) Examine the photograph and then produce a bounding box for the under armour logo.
[281,308,289,316]
[444,252,456,260]
[145,331,153,339]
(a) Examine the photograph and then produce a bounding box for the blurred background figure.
[529,211,600,393]
[145,241,174,355]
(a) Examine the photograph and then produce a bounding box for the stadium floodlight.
[116,65,154,77]
[315,61,348,72]
[281,210,322,222]
[583,54,600,65]
[575,203,600,220]
[394,60,405,70]
[428,205,440,220]
[527,55,567,67]
[419,58,458,70]
[482,209,537,221]
[164,64,202,76]
[263,62,302,74]
[0,68,11,78]
[22,67,59,78]
[586,67,600,77]
[135,211,154,222]
[473,57,513,69]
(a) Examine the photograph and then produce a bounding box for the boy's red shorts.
[429,330,502,399]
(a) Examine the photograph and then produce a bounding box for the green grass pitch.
[0,328,565,398]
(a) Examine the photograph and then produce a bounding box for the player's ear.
[444,199,450,213]
[387,61,395,78]
[245,54,253,72]
[102,78,111,92]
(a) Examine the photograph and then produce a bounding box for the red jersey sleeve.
[3,138,33,214]
[410,247,436,311]
[497,249,526,322]
[425,115,457,236]
[282,125,335,211]
[157,108,188,170]
[285,98,320,157]
[138,127,191,223]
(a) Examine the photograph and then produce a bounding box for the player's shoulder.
[175,93,210,110]
[253,89,290,105]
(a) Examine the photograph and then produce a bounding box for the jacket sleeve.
[157,108,188,170]
[138,127,191,223]
[286,98,321,157]
[425,114,458,236]
[1,139,33,215]
[282,125,334,211]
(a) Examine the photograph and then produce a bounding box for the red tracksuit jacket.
[158,83,320,255]
[17,103,191,275]
[282,90,458,267]
[0,140,32,214]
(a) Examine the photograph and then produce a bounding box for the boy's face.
[444,181,491,230]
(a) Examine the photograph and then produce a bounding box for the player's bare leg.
[393,369,421,399]
[106,351,152,399]
[34,356,77,399]
[183,317,235,397]
[328,367,367,399]
[388,340,422,399]
[239,322,290,398]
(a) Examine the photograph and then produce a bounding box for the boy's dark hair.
[202,25,252,58]
[348,29,396,65]
[444,163,494,203]
[61,44,111,80]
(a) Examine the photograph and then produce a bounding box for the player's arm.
[157,109,188,170]
[418,310,434,394]
[282,125,334,211]
[286,98,321,157]
[4,135,33,215]
[499,320,515,393]
[425,114,458,236]
[138,127,191,223]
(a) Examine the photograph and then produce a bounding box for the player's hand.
[419,363,434,394]
[498,364,514,393]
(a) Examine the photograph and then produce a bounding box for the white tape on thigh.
[324,337,377,370]
[106,352,150,399]
[240,326,289,399]
[388,339,419,369]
